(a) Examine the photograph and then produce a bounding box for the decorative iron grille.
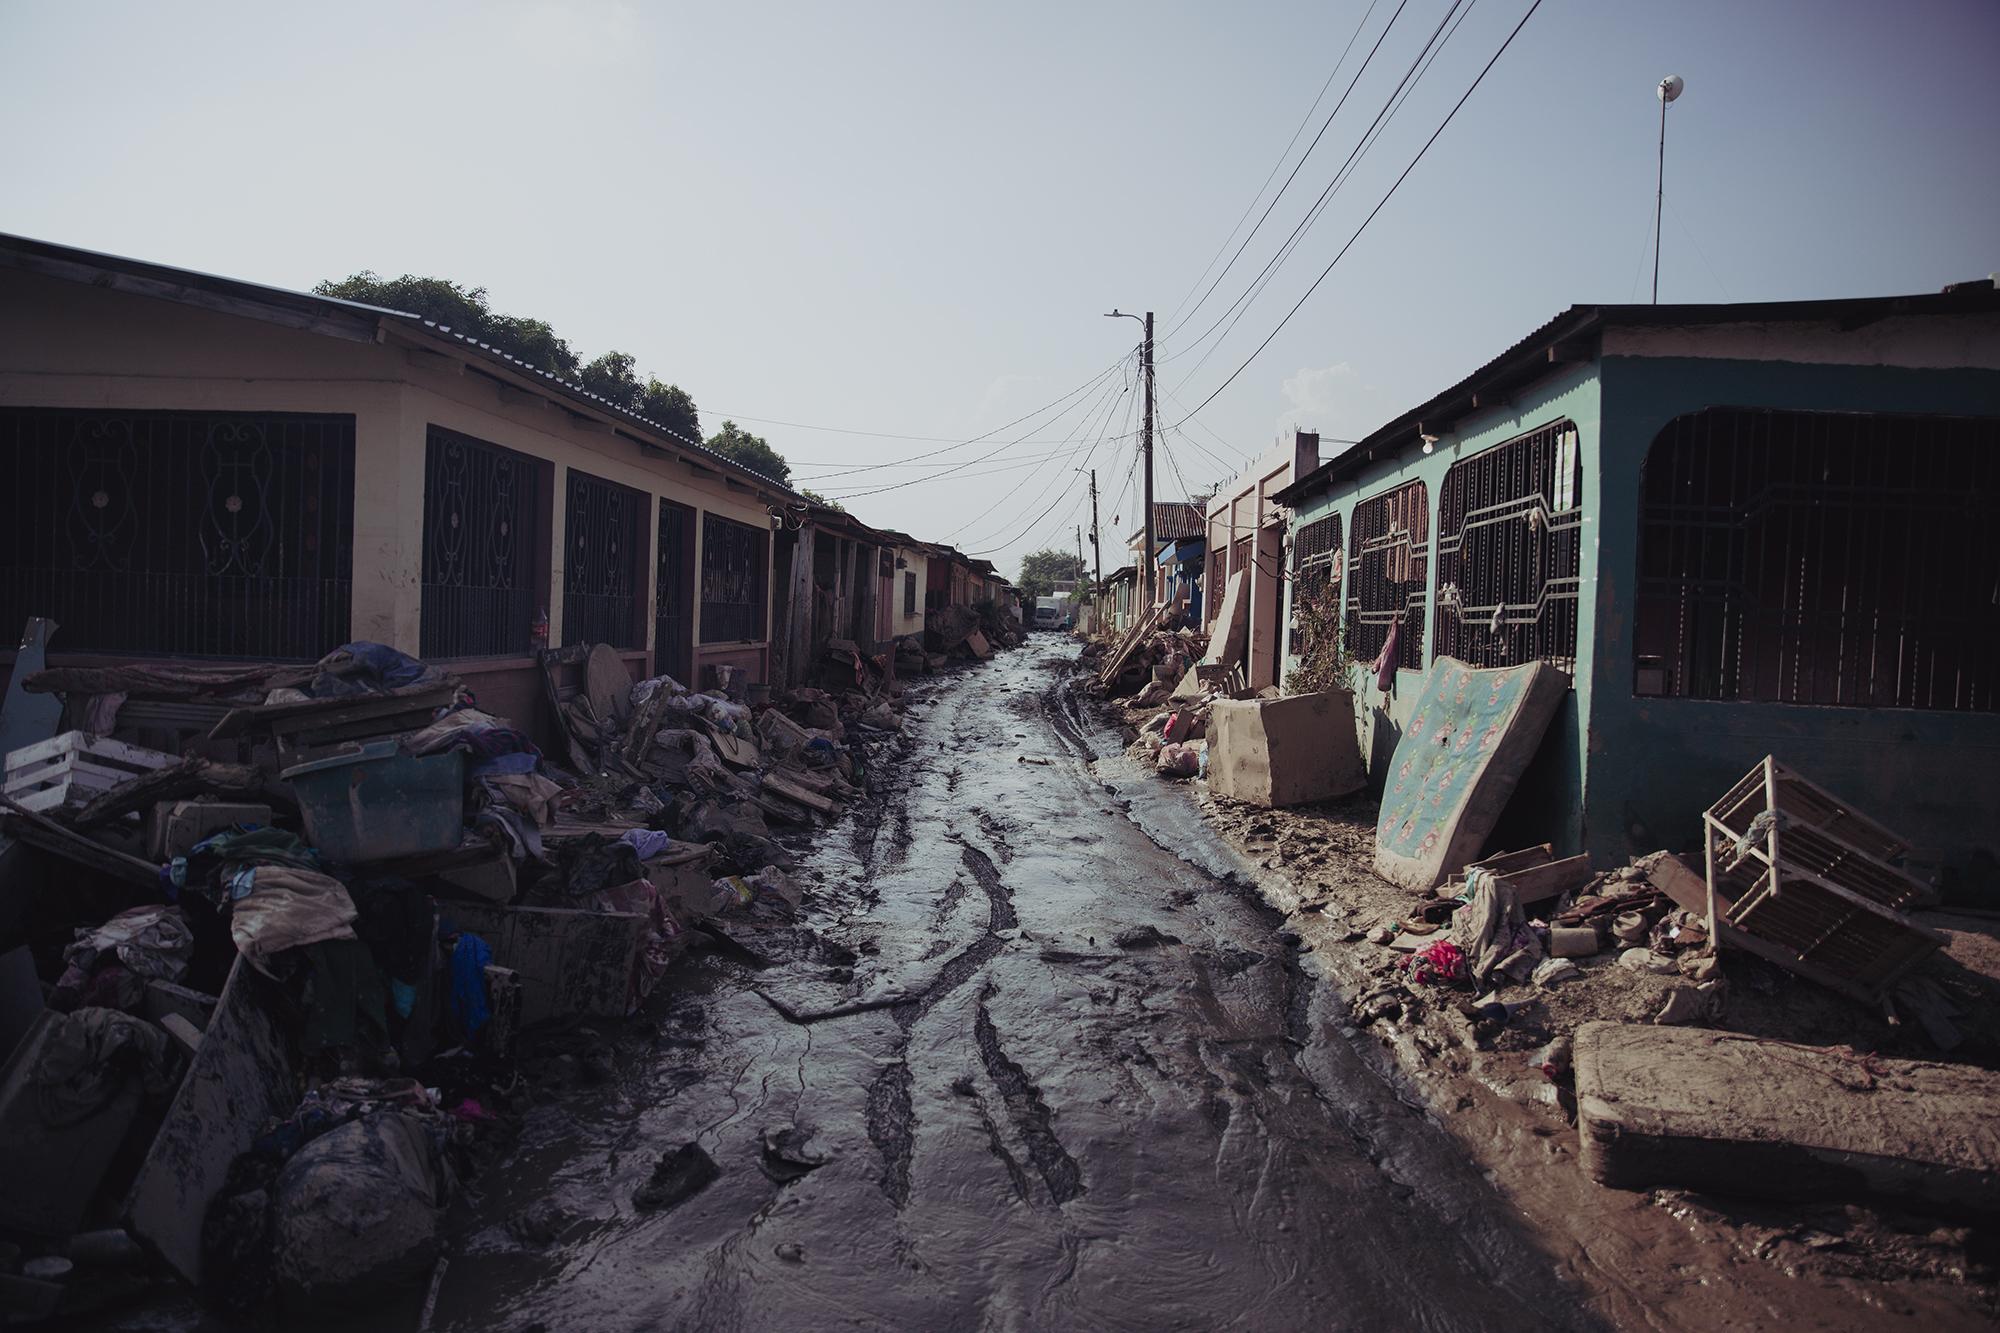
[656,499,695,683]
[1636,407,2000,711]
[1347,479,1429,671]
[1,407,353,660]
[904,571,917,616]
[701,513,769,644]
[1289,514,1343,657]
[420,426,542,658]
[1434,419,1583,672]
[562,469,643,648]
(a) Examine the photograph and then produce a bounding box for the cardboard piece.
[441,903,647,1025]
[963,630,993,660]
[126,960,298,1283]
[1207,689,1365,808]
[1372,658,1568,892]
[1575,1020,2000,1215]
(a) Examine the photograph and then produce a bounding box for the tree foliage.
[316,272,762,471]
[1016,548,1085,603]
[798,490,845,511]
[314,272,580,379]
[705,420,791,485]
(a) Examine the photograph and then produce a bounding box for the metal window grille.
[0,407,353,660]
[562,469,643,648]
[904,571,917,616]
[1433,419,1583,672]
[1635,407,2000,711]
[1289,514,1343,657]
[1347,479,1429,670]
[701,513,769,644]
[420,426,541,658]
[656,499,695,683]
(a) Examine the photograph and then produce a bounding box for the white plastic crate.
[3,730,178,813]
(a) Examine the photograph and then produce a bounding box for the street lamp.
[1653,74,1684,305]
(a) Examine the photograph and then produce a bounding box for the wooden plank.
[207,682,457,740]
[763,770,837,815]
[73,757,286,829]
[1470,844,1554,876]
[0,796,160,887]
[1494,854,1593,908]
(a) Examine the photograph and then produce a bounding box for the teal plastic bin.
[281,741,465,863]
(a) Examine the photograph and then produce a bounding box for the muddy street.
[432,640,1595,1332]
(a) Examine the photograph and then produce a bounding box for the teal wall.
[1282,366,1602,856]
[1584,354,2000,872]
[1284,348,2000,876]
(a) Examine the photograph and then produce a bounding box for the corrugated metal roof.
[1149,501,1207,541]
[1275,284,2000,506]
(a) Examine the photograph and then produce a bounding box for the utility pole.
[1142,310,1155,607]
[1104,308,1156,605]
[1088,467,1102,589]
[1076,524,1084,581]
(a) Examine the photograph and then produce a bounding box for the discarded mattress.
[1574,1021,2000,1215]
[1373,657,1567,891]
[1207,689,1364,808]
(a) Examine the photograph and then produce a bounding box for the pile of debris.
[922,598,1023,666]
[0,624,915,1324]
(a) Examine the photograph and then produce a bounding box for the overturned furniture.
[1703,757,1944,1005]
[1206,688,1364,808]
[1575,1021,2000,1216]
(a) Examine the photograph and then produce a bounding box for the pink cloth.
[1370,617,1403,692]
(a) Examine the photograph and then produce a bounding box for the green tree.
[705,420,791,485]
[798,490,845,511]
[1016,548,1085,603]
[640,379,701,442]
[578,350,643,411]
[313,272,579,379]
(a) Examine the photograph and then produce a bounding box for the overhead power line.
[1171,0,1546,429]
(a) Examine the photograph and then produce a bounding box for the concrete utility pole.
[1088,467,1102,589]
[1105,308,1156,605]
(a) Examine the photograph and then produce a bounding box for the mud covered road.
[434,640,1601,1332]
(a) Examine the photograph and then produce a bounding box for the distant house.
[1275,285,2000,873]
[1204,431,1321,691]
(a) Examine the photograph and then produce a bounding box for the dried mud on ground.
[1101,679,2000,1331]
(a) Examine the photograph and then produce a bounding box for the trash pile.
[0,623,926,1324]
[922,598,1024,666]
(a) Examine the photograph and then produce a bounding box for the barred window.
[1347,479,1429,671]
[1434,420,1583,672]
[1289,514,1343,658]
[0,408,353,660]
[562,469,644,649]
[421,426,544,659]
[701,514,769,644]
[1636,407,2000,710]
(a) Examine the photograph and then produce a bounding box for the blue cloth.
[471,751,540,777]
[620,828,673,861]
[389,978,417,1020]
[451,933,493,1037]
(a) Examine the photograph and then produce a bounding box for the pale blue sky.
[4,0,1995,575]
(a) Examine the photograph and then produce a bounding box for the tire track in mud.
[864,841,1023,1208]
[975,986,1084,1204]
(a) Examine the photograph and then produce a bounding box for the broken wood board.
[1575,1020,2000,1216]
[1372,658,1568,893]
[207,682,456,741]
[441,903,646,1024]
[1469,844,1553,877]
[1,795,161,887]
[1494,855,1593,910]
[1096,602,1165,688]
[126,960,298,1283]
[763,771,838,815]
[963,630,993,660]
[73,756,288,828]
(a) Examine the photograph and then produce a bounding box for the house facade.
[1205,431,1320,690]
[0,234,801,732]
[1275,287,2000,874]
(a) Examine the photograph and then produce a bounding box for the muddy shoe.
[634,1144,720,1212]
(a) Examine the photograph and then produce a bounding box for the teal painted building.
[1274,287,2000,882]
